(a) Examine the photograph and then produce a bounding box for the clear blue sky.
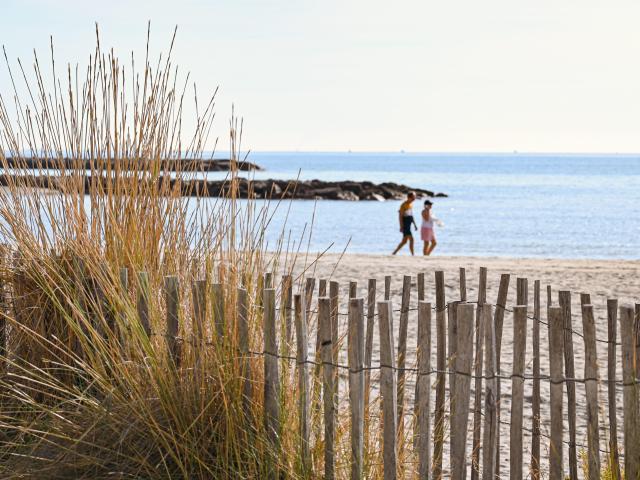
[2,0,640,152]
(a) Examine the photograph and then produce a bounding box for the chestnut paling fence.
[2,261,640,480]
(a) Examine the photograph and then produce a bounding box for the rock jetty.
[210,179,447,200]
[1,157,262,172]
[0,175,447,201]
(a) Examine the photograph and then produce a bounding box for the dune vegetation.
[0,26,323,479]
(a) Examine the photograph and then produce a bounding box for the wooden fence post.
[478,267,487,305]
[319,279,327,297]
[433,270,446,480]
[531,280,541,480]
[330,281,340,405]
[213,283,225,339]
[471,299,485,480]
[636,303,640,381]
[459,267,467,301]
[559,290,578,480]
[319,297,335,479]
[164,276,181,367]
[237,287,252,421]
[384,275,391,301]
[620,305,640,480]
[396,275,412,433]
[510,305,527,480]
[451,302,474,479]
[517,277,528,305]
[136,271,151,338]
[378,300,397,480]
[348,298,365,480]
[282,274,293,350]
[304,277,315,322]
[364,278,376,408]
[549,306,564,480]
[263,288,280,455]
[493,273,510,476]
[447,299,459,459]
[191,280,206,360]
[607,298,622,480]
[294,293,311,475]
[472,266,487,480]
[581,303,601,479]
[418,272,425,301]
[416,301,432,480]
[349,281,357,299]
[481,303,497,480]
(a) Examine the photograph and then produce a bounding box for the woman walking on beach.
[392,192,418,255]
[421,199,438,255]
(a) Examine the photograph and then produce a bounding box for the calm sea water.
[216,153,640,259]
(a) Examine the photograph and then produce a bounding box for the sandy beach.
[293,253,640,477]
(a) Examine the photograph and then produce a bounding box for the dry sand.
[289,253,640,478]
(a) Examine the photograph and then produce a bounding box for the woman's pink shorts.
[421,227,436,242]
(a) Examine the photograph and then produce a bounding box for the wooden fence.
[3,262,640,479]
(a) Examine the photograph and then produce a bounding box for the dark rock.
[0,174,446,201]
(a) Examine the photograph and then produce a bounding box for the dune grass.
[0,26,319,479]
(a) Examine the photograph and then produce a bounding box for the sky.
[1,0,640,153]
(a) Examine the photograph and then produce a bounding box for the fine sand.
[289,253,640,478]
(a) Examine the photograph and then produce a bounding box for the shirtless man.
[392,192,417,255]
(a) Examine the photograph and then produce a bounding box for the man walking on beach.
[392,192,417,255]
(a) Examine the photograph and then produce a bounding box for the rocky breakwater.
[0,174,447,201]
[200,178,447,201]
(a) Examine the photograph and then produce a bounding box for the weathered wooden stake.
[607,298,622,480]
[478,266,487,304]
[164,276,181,367]
[396,275,412,431]
[531,280,541,480]
[510,305,527,480]
[348,298,365,480]
[459,267,467,301]
[378,300,397,480]
[263,288,280,454]
[447,299,459,458]
[433,270,446,480]
[559,290,578,480]
[581,303,601,479]
[418,272,425,301]
[384,275,391,300]
[319,297,335,480]
[294,293,311,475]
[549,306,564,480]
[416,301,432,480]
[620,306,640,480]
[481,303,497,480]
[282,274,293,348]
[192,279,207,344]
[493,273,510,476]
[471,300,485,480]
[364,278,376,408]
[349,281,357,299]
[213,283,225,338]
[237,287,252,421]
[451,302,474,479]
[136,271,151,337]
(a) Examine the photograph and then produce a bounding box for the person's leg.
[409,236,414,255]
[423,241,429,256]
[427,239,437,255]
[392,237,408,255]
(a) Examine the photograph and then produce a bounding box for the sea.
[217,153,640,259]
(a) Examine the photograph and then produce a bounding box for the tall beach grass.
[0,26,320,479]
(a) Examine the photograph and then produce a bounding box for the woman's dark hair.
[424,200,433,206]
